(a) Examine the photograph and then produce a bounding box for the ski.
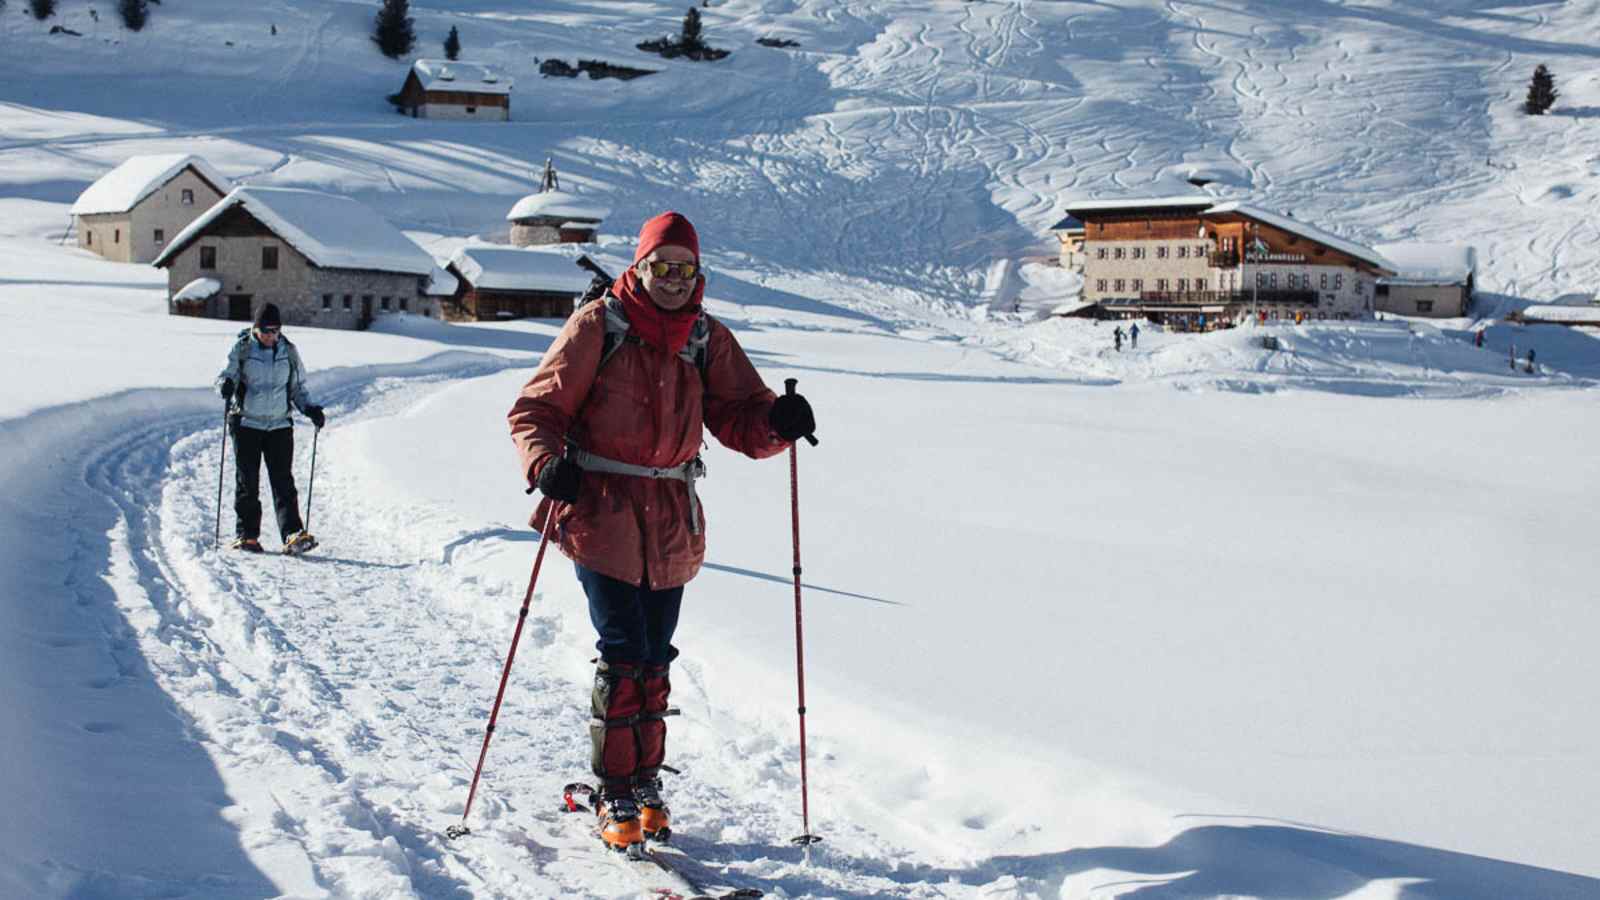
[562,783,763,900]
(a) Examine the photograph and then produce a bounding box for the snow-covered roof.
[173,277,222,302]
[449,246,596,293]
[425,266,459,297]
[70,154,231,216]
[506,190,610,223]
[153,186,437,276]
[1062,195,1214,214]
[1205,201,1393,272]
[412,59,512,95]
[1519,305,1600,324]
[1374,243,1476,284]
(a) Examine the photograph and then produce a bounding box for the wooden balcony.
[1207,251,1239,268]
[1134,289,1318,306]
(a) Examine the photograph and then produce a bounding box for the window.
[1196,245,1207,257]
[1096,247,1107,259]
[86,231,93,246]
[1334,273,1344,289]
[1157,246,1168,259]
[1114,247,1124,260]
[381,297,391,311]
[1257,272,1267,287]
[1131,279,1142,292]
[1320,273,1328,289]
[1288,274,1298,289]
[1269,273,1278,288]
[343,294,353,310]
[114,229,120,244]
[400,298,409,312]
[1156,278,1167,291]
[181,189,195,205]
[200,246,216,269]
[466,106,477,114]
[1096,279,1107,292]
[1114,279,1125,292]
[1177,278,1188,291]
[1177,246,1188,259]
[154,228,165,244]
[1416,300,1434,313]
[1132,247,1144,260]
[321,294,333,310]
[262,246,279,270]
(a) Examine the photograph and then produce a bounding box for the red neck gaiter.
[611,268,703,355]
[612,211,705,355]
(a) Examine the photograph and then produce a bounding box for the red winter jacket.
[508,299,787,589]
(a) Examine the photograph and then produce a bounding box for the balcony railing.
[1127,290,1319,306]
[1207,251,1239,268]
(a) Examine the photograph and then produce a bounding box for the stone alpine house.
[71,154,231,264]
[152,186,456,330]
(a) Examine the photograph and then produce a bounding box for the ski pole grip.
[782,378,819,446]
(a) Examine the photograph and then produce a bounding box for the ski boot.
[635,776,671,843]
[594,786,644,854]
[230,537,264,552]
[283,531,318,556]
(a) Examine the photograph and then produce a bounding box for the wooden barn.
[443,246,594,321]
[396,59,511,120]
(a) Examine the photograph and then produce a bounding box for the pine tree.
[444,25,461,61]
[372,0,416,60]
[1524,64,1557,115]
[29,0,56,20]
[119,0,149,31]
[681,7,702,48]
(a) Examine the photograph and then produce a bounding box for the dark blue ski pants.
[576,563,683,666]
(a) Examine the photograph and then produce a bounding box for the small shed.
[1374,243,1476,318]
[398,59,512,120]
[71,154,231,263]
[444,246,594,321]
[506,191,610,247]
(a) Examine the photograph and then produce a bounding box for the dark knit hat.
[253,303,282,329]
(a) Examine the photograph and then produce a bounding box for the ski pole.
[446,503,559,840]
[215,399,229,546]
[304,423,320,533]
[784,378,822,855]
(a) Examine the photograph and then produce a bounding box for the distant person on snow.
[216,303,324,554]
[1113,325,1124,352]
[1526,348,1536,373]
[1475,329,1485,348]
[507,211,817,853]
[1130,322,1140,349]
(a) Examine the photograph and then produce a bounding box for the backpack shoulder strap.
[596,296,710,378]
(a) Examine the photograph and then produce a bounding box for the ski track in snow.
[83,369,1029,899]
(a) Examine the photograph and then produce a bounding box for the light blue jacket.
[216,329,313,431]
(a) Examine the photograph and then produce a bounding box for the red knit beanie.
[633,211,700,265]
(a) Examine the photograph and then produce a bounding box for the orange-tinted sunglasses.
[646,260,698,280]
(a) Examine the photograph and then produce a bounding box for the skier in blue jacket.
[215,303,324,554]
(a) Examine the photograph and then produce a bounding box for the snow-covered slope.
[3,1,1599,897]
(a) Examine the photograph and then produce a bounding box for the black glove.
[305,405,326,429]
[220,379,235,401]
[769,392,816,442]
[536,455,583,503]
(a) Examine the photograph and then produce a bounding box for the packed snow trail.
[88,368,1039,898]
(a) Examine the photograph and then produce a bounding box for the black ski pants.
[233,424,302,541]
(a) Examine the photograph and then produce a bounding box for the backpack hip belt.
[568,448,708,535]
